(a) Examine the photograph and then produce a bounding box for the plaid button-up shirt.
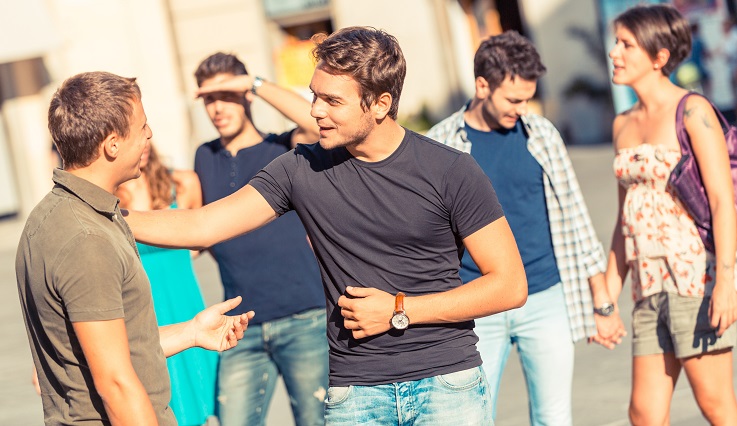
[426,104,606,342]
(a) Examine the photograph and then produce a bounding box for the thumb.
[214,296,243,314]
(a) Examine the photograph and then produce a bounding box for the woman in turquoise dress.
[117,143,217,426]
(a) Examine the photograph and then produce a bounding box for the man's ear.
[102,133,119,159]
[475,76,491,99]
[373,92,393,120]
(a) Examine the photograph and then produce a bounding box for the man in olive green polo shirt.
[16,71,254,425]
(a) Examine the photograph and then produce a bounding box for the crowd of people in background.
[15,3,737,426]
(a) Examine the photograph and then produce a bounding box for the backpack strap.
[675,92,696,159]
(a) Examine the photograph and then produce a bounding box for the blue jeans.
[324,366,493,425]
[217,307,329,426]
[476,283,574,426]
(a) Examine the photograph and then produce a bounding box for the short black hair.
[474,30,546,91]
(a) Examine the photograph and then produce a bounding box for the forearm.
[404,268,527,324]
[159,321,195,357]
[712,200,737,286]
[125,207,211,250]
[588,273,612,305]
[125,185,277,250]
[256,81,319,139]
[605,223,629,303]
[98,377,158,425]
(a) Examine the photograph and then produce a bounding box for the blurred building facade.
[0,0,625,217]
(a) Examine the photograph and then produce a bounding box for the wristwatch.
[251,76,265,95]
[390,292,410,330]
[594,302,615,317]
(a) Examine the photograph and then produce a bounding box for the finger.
[345,286,373,298]
[213,296,243,315]
[340,308,355,320]
[337,295,350,308]
[343,319,359,330]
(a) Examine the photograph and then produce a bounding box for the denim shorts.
[324,366,493,425]
[632,292,737,358]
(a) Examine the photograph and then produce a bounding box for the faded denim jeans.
[477,283,574,426]
[217,307,329,426]
[324,366,494,425]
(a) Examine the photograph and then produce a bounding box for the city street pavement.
[1,144,732,425]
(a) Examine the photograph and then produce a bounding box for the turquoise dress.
[137,202,217,426]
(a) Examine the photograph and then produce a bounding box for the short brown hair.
[474,31,546,92]
[614,4,691,75]
[311,26,406,120]
[194,52,248,87]
[48,71,141,169]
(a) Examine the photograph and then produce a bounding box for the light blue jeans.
[217,307,329,426]
[324,366,493,425]
[476,283,574,426]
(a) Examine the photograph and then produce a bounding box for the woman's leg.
[629,353,681,425]
[682,348,737,425]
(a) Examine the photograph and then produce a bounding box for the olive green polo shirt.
[16,169,175,425]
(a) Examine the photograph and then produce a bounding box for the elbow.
[512,276,528,309]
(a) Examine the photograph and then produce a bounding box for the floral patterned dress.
[614,143,715,302]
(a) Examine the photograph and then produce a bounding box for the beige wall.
[521,0,613,144]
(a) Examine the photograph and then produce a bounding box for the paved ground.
[1,144,732,425]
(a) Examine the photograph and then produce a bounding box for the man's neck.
[220,124,264,155]
[463,99,501,132]
[66,163,121,194]
[346,119,406,163]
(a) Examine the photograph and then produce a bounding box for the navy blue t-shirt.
[463,121,560,295]
[250,129,504,386]
[194,132,324,323]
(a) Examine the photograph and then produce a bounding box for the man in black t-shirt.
[192,52,328,426]
[127,27,527,424]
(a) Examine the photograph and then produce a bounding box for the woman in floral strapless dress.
[606,4,737,425]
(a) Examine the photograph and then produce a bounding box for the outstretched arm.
[159,296,254,357]
[338,218,528,339]
[124,184,277,250]
[195,74,319,146]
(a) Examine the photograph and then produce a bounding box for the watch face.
[596,303,615,316]
[391,313,409,330]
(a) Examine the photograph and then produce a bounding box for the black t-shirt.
[250,129,504,386]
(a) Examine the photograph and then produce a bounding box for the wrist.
[251,76,265,95]
[593,302,615,317]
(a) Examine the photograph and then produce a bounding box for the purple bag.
[670,92,737,253]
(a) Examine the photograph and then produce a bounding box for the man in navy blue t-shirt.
[427,31,627,425]
[192,52,327,426]
[128,28,527,425]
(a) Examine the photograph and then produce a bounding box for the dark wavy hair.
[194,52,248,87]
[474,30,547,92]
[614,4,691,75]
[48,72,141,169]
[311,26,406,120]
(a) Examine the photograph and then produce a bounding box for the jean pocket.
[325,386,352,406]
[436,367,482,391]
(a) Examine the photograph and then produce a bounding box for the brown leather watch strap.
[394,292,405,313]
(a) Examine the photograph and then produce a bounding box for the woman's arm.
[171,170,203,209]
[605,113,631,304]
[684,95,737,336]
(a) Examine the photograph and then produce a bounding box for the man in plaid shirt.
[426,31,626,425]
